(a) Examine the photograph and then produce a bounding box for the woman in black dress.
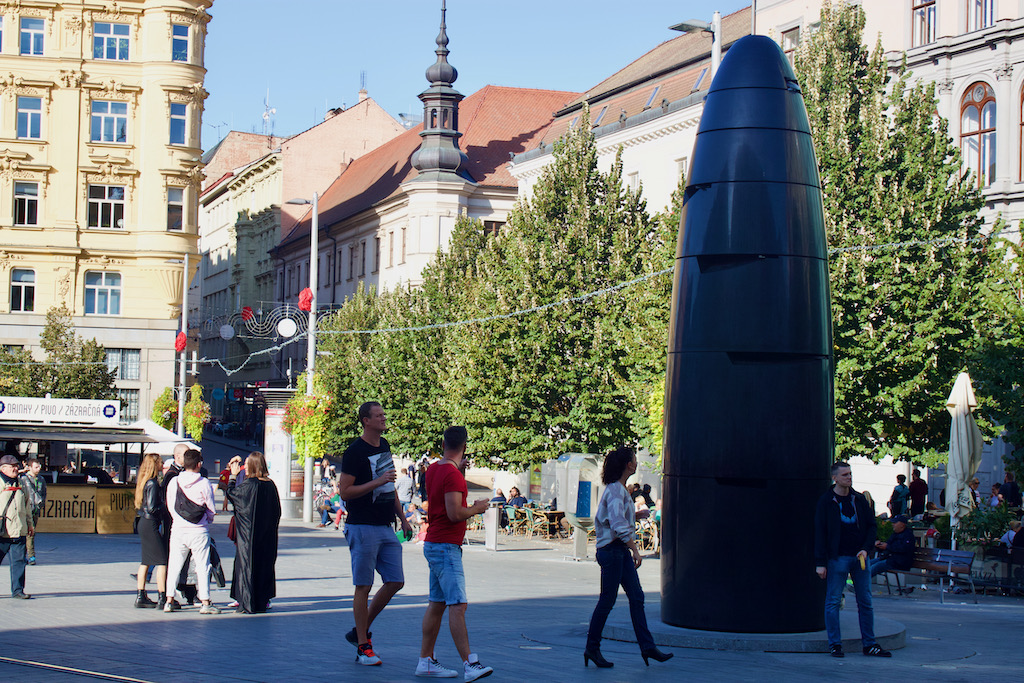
[134,453,167,608]
[226,452,281,613]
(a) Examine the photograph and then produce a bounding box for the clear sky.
[201,0,751,150]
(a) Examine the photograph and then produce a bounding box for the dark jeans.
[0,537,28,596]
[825,556,876,648]
[586,542,655,652]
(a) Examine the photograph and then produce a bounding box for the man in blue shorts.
[339,401,413,666]
[415,426,492,681]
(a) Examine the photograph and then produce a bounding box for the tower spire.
[410,0,471,182]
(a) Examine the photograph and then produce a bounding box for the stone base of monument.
[604,603,905,653]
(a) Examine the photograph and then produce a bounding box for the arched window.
[960,82,996,188]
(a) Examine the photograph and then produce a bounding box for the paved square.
[1,515,1019,682]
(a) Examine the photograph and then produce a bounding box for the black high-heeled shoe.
[583,648,614,668]
[640,647,673,666]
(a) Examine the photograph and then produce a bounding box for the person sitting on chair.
[506,487,527,508]
[870,515,916,585]
[318,481,346,528]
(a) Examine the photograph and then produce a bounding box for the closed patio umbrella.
[945,372,984,542]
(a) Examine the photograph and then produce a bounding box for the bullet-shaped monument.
[661,36,833,633]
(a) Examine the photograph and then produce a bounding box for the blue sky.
[201,0,751,149]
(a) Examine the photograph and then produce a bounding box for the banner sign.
[0,396,120,425]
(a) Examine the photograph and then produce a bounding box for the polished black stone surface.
[662,35,832,633]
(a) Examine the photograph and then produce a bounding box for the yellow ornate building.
[0,0,213,422]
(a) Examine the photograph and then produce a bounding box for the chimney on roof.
[358,88,368,103]
[409,0,472,184]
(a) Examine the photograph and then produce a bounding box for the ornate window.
[960,82,996,188]
[14,182,38,225]
[912,1,936,47]
[20,18,43,55]
[172,24,189,62]
[88,185,125,228]
[10,268,35,312]
[966,0,994,32]
[85,271,121,315]
[167,187,184,230]
[170,103,187,144]
[16,97,41,139]
[91,101,128,143]
[93,23,130,61]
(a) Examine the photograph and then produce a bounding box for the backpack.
[174,485,208,524]
[218,468,230,491]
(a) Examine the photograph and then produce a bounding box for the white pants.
[166,526,211,602]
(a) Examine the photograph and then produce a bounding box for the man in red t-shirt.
[415,426,493,681]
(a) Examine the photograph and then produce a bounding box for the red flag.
[174,332,187,353]
[298,287,313,312]
[242,306,254,321]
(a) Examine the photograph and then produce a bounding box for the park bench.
[881,547,977,604]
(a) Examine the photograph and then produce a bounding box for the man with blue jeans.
[416,426,492,681]
[339,401,413,666]
[814,461,891,659]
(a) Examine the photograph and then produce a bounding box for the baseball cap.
[892,514,909,524]
[0,455,20,466]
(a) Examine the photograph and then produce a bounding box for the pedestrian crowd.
[5,400,1024,680]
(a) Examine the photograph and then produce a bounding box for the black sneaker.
[863,644,891,657]
[345,627,372,647]
[829,644,844,658]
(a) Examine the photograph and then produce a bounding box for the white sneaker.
[199,603,221,615]
[415,657,458,678]
[464,659,493,682]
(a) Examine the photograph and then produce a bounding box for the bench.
[881,547,977,604]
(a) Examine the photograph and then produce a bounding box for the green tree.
[432,112,670,468]
[0,305,115,399]
[796,2,998,463]
[971,233,1024,478]
[0,346,39,396]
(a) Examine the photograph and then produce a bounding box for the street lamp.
[285,192,319,523]
[671,11,722,80]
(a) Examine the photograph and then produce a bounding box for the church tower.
[409,0,473,182]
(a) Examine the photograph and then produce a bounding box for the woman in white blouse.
[584,447,673,669]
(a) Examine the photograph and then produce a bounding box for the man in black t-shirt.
[338,401,413,667]
[814,461,890,659]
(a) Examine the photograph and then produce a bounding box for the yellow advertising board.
[35,484,137,534]
[36,485,96,533]
[95,485,136,534]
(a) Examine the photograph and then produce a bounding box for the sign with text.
[0,396,120,425]
[36,485,96,533]
[95,485,136,534]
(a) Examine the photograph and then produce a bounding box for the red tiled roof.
[278,85,577,247]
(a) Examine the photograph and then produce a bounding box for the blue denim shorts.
[346,524,404,586]
[423,541,467,605]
